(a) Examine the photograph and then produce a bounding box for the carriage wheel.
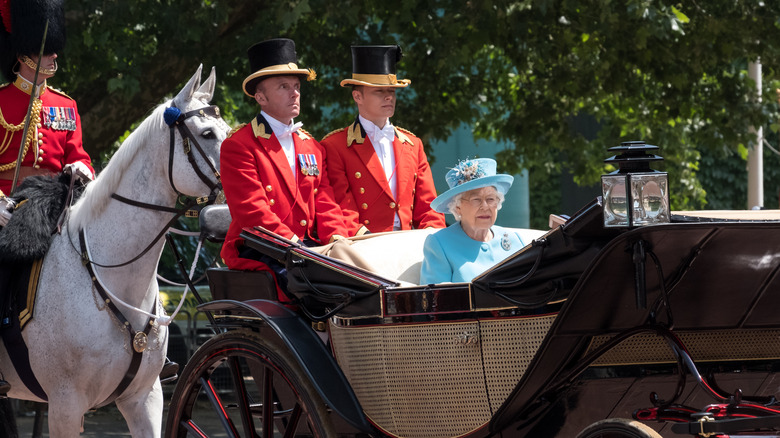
[165,328,336,437]
[576,418,663,438]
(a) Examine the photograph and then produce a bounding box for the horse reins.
[75,103,223,403]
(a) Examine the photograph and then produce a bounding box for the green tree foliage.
[49,1,780,271]
[58,1,780,207]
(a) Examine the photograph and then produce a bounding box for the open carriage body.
[166,199,780,438]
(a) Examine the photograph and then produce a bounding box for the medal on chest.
[42,106,76,131]
[297,153,319,176]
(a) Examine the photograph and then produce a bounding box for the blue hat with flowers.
[430,158,514,213]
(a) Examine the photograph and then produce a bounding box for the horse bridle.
[73,103,225,404]
[83,103,224,269]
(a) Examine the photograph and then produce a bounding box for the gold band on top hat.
[340,73,411,88]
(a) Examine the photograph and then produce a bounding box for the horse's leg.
[116,379,163,438]
[46,393,90,438]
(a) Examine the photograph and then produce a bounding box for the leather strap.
[0,167,53,183]
[79,229,156,404]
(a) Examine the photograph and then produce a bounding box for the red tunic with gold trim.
[220,113,348,272]
[0,77,93,195]
[320,118,445,235]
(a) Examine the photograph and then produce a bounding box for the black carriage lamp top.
[601,140,670,228]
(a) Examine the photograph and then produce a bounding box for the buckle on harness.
[696,415,715,438]
[185,210,199,218]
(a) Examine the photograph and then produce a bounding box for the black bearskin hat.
[0,0,67,83]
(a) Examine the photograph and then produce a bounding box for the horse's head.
[69,66,230,231]
[164,65,229,200]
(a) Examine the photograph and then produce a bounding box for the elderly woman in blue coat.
[419,158,527,284]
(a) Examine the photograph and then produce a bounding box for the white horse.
[0,65,228,436]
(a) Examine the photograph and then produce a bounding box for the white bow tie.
[278,121,303,139]
[380,125,395,140]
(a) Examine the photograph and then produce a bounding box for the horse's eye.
[201,130,214,139]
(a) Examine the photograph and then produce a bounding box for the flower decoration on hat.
[452,159,486,186]
[307,68,317,81]
[430,157,514,214]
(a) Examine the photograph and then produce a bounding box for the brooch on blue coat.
[501,232,511,251]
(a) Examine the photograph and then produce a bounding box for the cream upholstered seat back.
[314,227,547,286]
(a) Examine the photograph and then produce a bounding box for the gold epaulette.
[297,128,312,140]
[395,126,416,137]
[394,126,416,144]
[228,123,247,138]
[320,127,346,142]
[46,86,75,100]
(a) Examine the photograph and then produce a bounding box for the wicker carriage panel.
[329,315,557,438]
[480,316,556,407]
[588,329,780,366]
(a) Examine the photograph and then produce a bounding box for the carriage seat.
[313,227,548,286]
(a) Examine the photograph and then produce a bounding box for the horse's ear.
[195,66,217,103]
[172,64,204,109]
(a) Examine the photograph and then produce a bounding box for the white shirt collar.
[262,111,302,139]
[359,115,394,144]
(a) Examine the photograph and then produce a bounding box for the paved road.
[14,400,169,437]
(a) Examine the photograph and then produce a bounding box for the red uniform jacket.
[0,78,92,194]
[320,118,445,235]
[220,114,348,272]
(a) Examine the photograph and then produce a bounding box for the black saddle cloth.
[0,173,82,263]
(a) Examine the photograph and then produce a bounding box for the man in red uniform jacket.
[0,0,96,397]
[220,38,347,285]
[0,0,93,198]
[320,45,445,235]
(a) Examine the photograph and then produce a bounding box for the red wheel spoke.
[202,376,240,438]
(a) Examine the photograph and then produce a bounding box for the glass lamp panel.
[630,173,669,226]
[602,174,629,227]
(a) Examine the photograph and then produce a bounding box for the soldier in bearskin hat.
[0,0,96,397]
[320,45,445,236]
[0,0,93,202]
[219,38,348,301]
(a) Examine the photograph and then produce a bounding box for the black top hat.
[340,45,410,88]
[241,38,315,97]
[0,0,66,82]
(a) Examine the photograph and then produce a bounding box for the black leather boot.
[160,357,179,384]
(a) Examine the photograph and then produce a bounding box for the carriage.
[164,187,780,437]
[2,65,779,437]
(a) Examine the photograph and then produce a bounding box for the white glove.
[64,162,94,182]
[0,196,15,227]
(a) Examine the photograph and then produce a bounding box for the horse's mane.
[69,100,171,230]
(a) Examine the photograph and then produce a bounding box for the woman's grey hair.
[447,187,505,221]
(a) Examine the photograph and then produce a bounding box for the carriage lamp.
[601,141,669,228]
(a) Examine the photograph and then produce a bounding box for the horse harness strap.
[82,194,203,269]
[164,104,222,197]
[78,228,156,404]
